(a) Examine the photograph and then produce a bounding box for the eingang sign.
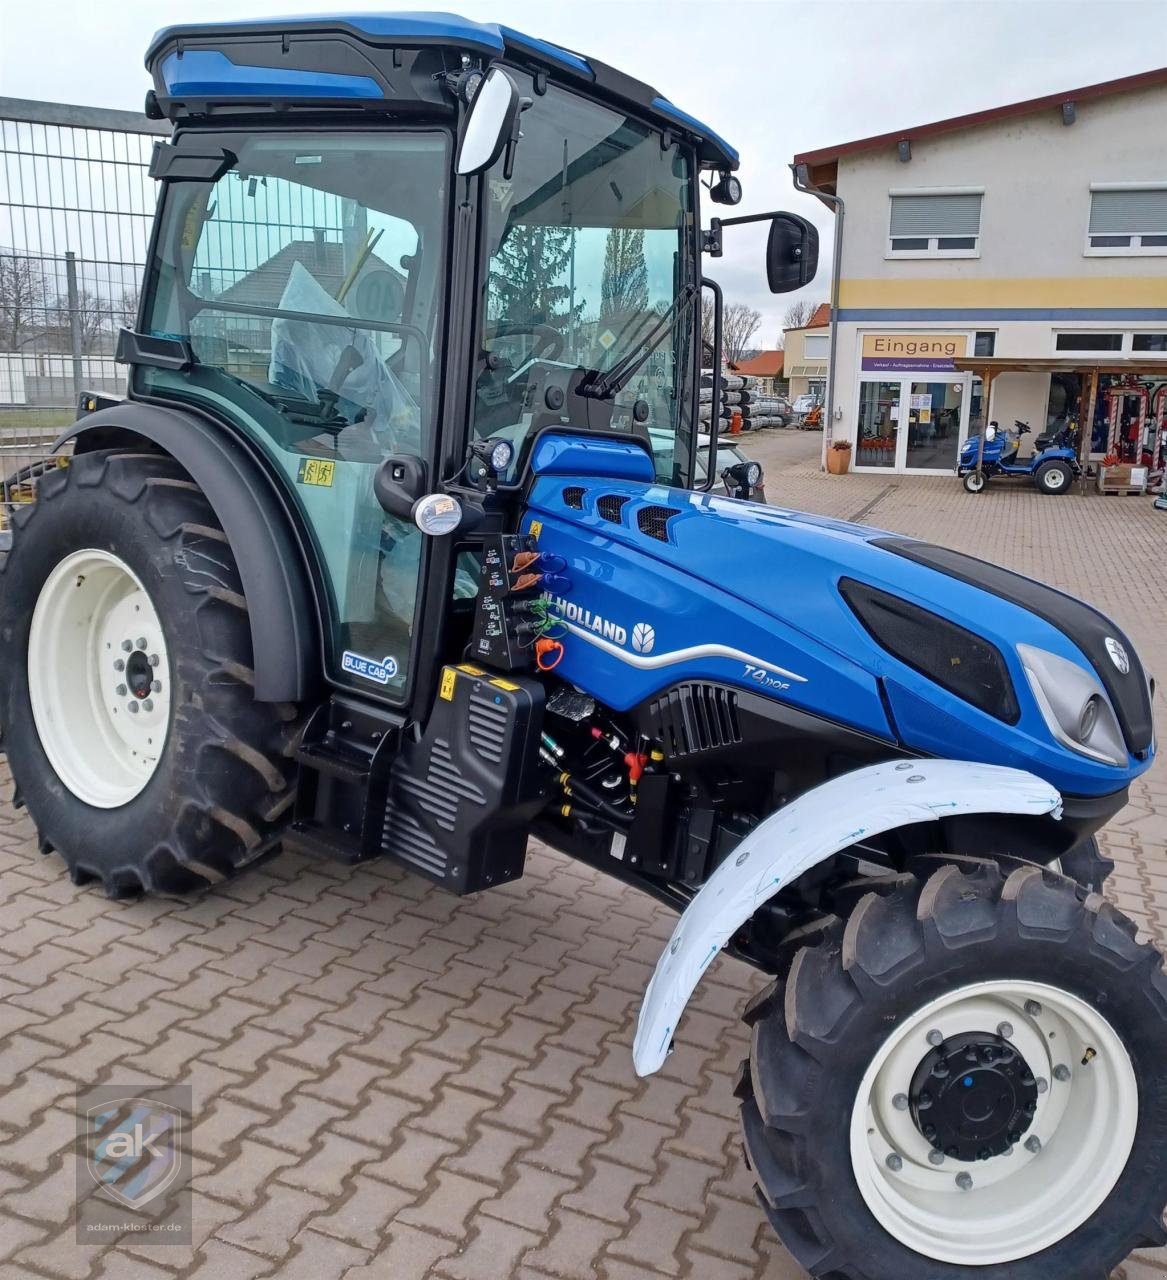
[861,333,967,372]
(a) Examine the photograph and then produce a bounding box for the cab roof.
[146,11,739,170]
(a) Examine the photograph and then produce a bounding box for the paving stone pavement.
[0,428,1163,1280]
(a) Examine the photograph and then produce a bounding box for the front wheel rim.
[28,548,172,808]
[849,978,1137,1265]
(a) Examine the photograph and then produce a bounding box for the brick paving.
[0,428,1163,1279]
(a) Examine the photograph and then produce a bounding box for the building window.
[888,190,982,257]
[803,334,829,359]
[1132,333,1167,351]
[1086,185,1167,254]
[1055,332,1123,352]
[974,331,996,357]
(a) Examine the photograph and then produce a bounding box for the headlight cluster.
[1017,644,1127,766]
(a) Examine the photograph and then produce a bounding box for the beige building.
[782,302,830,403]
[793,67,1167,474]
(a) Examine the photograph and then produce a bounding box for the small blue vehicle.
[959,419,1081,494]
[0,15,1163,1278]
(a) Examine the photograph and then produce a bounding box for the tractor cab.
[125,14,812,718]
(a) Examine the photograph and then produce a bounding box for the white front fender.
[632,758,1062,1076]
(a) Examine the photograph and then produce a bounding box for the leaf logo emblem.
[632,623,655,654]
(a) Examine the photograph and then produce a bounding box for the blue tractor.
[959,418,1081,493]
[0,16,1163,1277]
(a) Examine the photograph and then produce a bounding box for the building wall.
[782,323,829,401]
[827,83,1167,470]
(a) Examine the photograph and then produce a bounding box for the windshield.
[471,74,696,483]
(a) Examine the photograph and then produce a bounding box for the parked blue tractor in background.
[0,14,1163,1279]
[959,418,1081,493]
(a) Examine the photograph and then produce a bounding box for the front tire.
[737,864,1167,1278]
[1035,459,1073,494]
[0,449,302,895]
[962,470,988,493]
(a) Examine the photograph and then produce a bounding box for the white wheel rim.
[850,979,1137,1265]
[1044,468,1067,490]
[967,473,984,491]
[28,549,171,808]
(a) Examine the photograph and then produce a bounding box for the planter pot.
[827,448,851,475]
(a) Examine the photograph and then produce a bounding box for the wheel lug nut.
[151,679,161,692]
[142,699,153,712]
[1053,1064,1071,1083]
[114,659,125,671]
[926,1029,943,1047]
[928,1150,945,1166]
[1036,1077,1048,1094]
[1024,999,1042,1017]
[136,637,147,649]
[1025,1136,1041,1154]
[893,1093,909,1111]
[121,639,133,652]
[116,684,127,697]
[885,1153,903,1172]
[128,703,139,714]
[955,1172,973,1191]
[149,654,160,667]
[997,1021,1013,1039]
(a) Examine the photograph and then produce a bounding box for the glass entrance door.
[856,380,900,468]
[905,380,966,471]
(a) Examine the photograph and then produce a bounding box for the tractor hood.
[524,456,1154,797]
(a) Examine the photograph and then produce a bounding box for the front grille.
[562,486,586,509]
[597,494,630,523]
[637,504,681,542]
[649,684,742,756]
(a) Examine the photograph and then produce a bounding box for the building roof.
[806,303,831,329]
[793,64,1167,195]
[730,350,784,378]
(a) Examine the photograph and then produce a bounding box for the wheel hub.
[910,1031,1037,1161]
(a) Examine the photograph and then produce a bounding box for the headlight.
[746,461,762,488]
[1017,644,1127,766]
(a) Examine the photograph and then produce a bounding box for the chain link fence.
[0,97,168,527]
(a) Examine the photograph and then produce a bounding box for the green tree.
[599,227,648,321]
[487,224,585,333]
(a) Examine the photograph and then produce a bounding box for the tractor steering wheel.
[484,320,565,362]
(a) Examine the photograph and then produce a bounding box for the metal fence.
[0,96,168,525]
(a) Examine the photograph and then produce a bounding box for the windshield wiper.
[578,284,697,400]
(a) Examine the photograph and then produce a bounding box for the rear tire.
[1035,459,1073,494]
[0,449,302,895]
[737,863,1167,1278]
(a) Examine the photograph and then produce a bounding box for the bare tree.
[722,302,762,365]
[700,295,715,352]
[117,287,140,331]
[63,289,111,353]
[783,299,823,331]
[0,253,48,350]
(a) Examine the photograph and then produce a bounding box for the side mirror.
[766,213,819,293]
[374,454,428,519]
[455,67,521,176]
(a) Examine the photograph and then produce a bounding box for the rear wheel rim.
[1043,467,1068,490]
[849,978,1137,1265]
[28,548,171,808]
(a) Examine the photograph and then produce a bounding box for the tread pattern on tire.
[0,448,303,896]
[737,862,1167,1279]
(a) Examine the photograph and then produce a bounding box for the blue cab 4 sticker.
[342,650,399,685]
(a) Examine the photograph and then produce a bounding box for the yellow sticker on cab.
[297,458,335,487]
[528,520,542,539]
[490,677,520,692]
[439,668,457,701]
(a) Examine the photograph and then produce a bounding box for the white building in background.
[792,66,1167,475]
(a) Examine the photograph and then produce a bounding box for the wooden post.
[1080,367,1098,492]
[975,367,993,479]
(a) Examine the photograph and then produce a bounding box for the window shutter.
[889,193,982,237]
[1089,188,1167,235]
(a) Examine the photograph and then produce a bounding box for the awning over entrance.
[953,355,1167,467]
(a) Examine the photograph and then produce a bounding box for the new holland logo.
[632,623,655,654]
[1105,637,1130,675]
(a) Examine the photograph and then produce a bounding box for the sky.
[2,0,1165,346]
